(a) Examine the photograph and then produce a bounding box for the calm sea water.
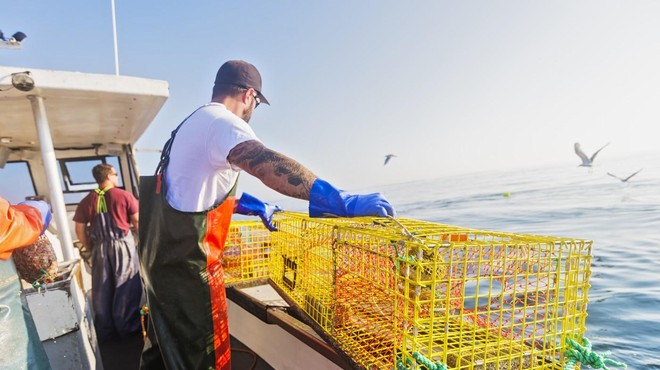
[374,151,660,369]
[272,151,659,368]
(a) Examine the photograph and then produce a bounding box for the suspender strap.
[94,186,113,213]
[155,106,207,176]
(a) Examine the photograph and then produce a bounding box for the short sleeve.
[206,115,261,170]
[127,193,138,215]
[73,195,93,224]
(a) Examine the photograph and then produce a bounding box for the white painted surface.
[0,66,169,153]
[239,284,290,307]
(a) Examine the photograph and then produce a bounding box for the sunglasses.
[230,84,261,108]
[252,91,261,108]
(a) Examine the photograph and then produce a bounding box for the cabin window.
[59,156,123,204]
[0,161,38,204]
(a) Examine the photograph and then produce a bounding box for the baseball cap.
[213,60,270,105]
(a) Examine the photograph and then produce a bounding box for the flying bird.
[0,30,26,43]
[607,169,643,182]
[10,31,27,43]
[384,154,396,166]
[574,142,609,167]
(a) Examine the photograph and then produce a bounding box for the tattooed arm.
[227,140,317,200]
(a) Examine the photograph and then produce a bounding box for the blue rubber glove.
[18,200,52,234]
[308,178,395,218]
[234,193,282,231]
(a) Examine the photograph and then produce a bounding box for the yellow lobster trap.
[264,212,591,370]
[223,220,272,285]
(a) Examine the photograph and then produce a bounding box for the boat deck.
[230,336,275,370]
[96,332,274,370]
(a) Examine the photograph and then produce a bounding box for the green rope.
[95,186,111,214]
[31,269,54,289]
[139,304,149,316]
[564,337,627,370]
[396,352,447,370]
[396,356,413,370]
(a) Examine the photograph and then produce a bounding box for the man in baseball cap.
[212,60,269,105]
[140,59,394,370]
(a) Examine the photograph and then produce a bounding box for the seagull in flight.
[607,169,643,182]
[574,142,609,167]
[384,154,396,166]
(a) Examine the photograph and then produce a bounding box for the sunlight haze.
[2,1,658,202]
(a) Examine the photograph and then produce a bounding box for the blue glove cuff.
[308,179,396,218]
[235,193,262,216]
[309,179,349,217]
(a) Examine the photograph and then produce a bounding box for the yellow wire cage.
[225,212,591,370]
[223,220,272,285]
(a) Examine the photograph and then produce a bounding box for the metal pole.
[28,95,75,261]
[128,144,141,183]
[111,0,120,75]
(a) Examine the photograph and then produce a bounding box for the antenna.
[110,0,120,75]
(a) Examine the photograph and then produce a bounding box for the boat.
[0,65,349,370]
[1,65,599,370]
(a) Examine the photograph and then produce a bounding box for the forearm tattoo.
[228,141,316,199]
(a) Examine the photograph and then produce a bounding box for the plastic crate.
[268,212,591,369]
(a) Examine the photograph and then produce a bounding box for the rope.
[396,356,412,369]
[140,304,149,341]
[31,269,55,290]
[386,215,424,243]
[564,337,627,370]
[396,352,448,370]
[95,186,112,214]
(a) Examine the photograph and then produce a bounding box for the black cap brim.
[256,91,270,105]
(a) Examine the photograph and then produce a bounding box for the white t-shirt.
[165,103,260,212]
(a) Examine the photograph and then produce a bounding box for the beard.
[241,106,253,123]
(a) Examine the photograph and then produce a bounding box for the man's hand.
[234,193,282,231]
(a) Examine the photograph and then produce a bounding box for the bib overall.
[138,112,237,370]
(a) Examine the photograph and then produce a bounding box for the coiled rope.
[396,352,448,370]
[564,337,626,370]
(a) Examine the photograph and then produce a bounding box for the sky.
[2,1,660,202]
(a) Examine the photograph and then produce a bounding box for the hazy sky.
[3,1,659,201]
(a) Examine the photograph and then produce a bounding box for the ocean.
[272,150,660,368]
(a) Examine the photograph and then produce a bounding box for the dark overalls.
[138,113,237,370]
[89,187,143,340]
